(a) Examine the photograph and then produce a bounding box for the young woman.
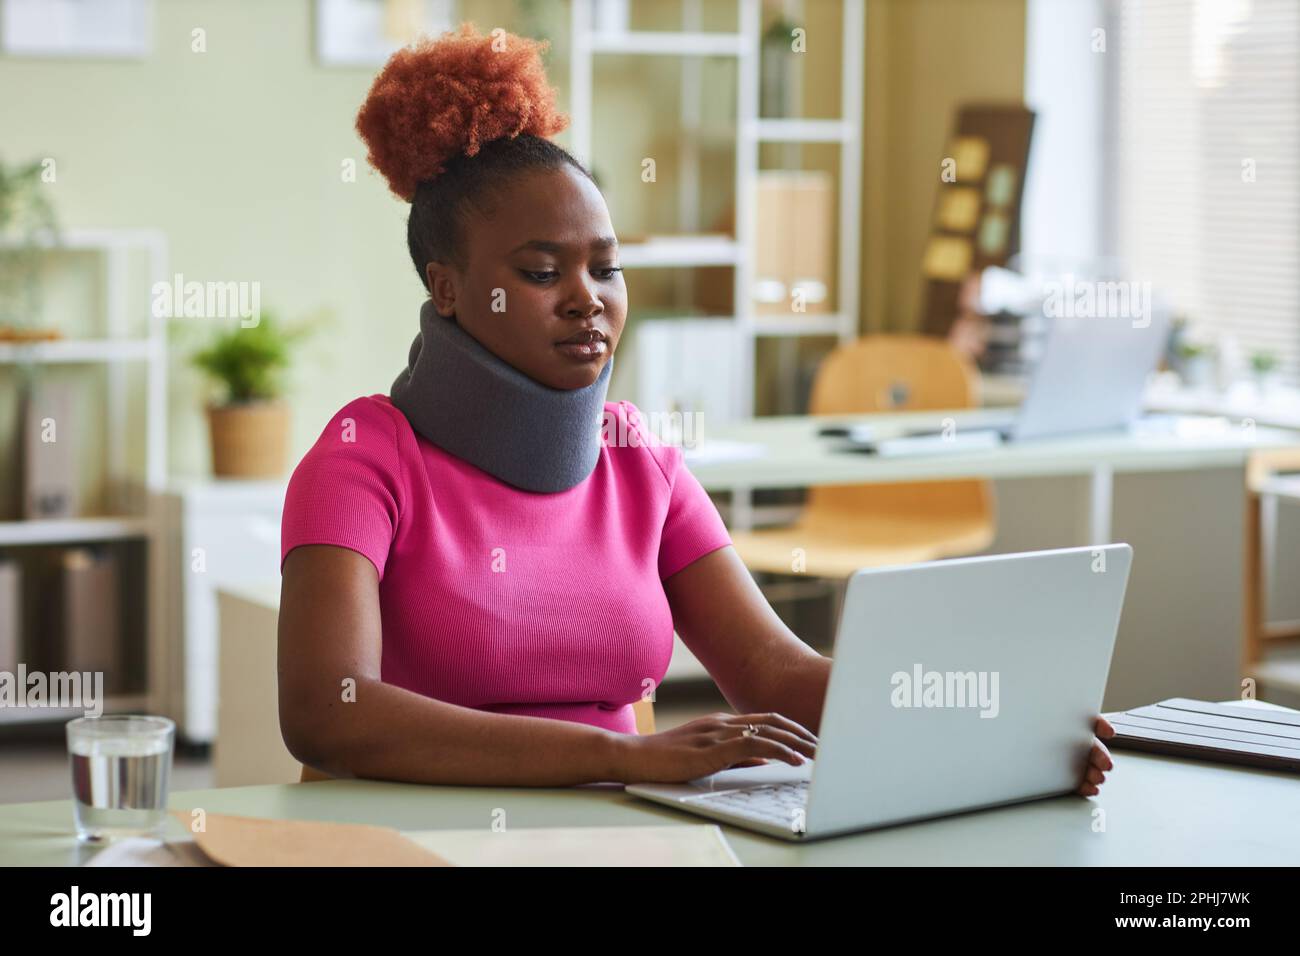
[277,25,1115,793]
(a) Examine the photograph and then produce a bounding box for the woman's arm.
[280,546,816,785]
[278,544,627,786]
[663,545,832,734]
[278,544,815,786]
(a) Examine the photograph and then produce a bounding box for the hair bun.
[355,23,569,202]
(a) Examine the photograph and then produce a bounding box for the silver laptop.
[1010,308,1171,440]
[626,544,1132,841]
[829,309,1172,453]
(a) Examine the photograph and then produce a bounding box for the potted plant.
[190,313,308,478]
[0,155,60,338]
[1175,338,1216,391]
[1249,350,1281,394]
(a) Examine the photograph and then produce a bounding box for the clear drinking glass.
[66,715,175,842]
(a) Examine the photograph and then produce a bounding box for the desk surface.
[1146,380,1300,431]
[686,410,1300,490]
[2,749,1296,866]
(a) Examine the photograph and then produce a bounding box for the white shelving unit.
[0,227,169,724]
[569,0,865,420]
[159,476,288,745]
[569,0,864,681]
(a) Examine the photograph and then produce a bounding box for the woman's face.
[425,164,627,391]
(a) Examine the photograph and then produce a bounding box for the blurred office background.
[2,0,1299,801]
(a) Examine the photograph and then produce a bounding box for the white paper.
[404,824,742,867]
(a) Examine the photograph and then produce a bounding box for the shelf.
[628,312,847,337]
[751,313,852,337]
[0,338,159,364]
[0,227,166,253]
[589,31,745,57]
[0,695,151,725]
[0,227,170,745]
[0,517,153,546]
[570,0,865,418]
[618,236,740,268]
[753,118,855,143]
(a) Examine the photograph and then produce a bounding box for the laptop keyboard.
[683,780,810,831]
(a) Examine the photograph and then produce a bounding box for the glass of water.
[66,715,175,843]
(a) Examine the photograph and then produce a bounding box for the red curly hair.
[356,23,569,202]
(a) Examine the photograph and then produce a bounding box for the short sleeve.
[280,396,406,581]
[656,443,733,580]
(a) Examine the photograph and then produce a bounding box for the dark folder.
[1105,698,1300,773]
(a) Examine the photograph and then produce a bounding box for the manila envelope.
[169,810,451,867]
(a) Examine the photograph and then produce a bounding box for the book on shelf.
[21,379,78,520]
[59,547,123,693]
[0,560,19,674]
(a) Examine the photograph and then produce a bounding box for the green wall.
[0,1,585,475]
[2,0,1027,482]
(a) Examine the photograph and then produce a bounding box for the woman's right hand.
[616,711,818,784]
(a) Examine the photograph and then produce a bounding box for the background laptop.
[1010,308,1172,440]
[823,309,1172,453]
[626,544,1133,841]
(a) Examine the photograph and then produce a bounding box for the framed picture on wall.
[316,0,456,67]
[0,0,152,58]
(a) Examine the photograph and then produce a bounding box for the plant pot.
[1180,355,1215,391]
[1252,370,1282,396]
[206,400,289,478]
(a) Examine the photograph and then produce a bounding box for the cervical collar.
[389,300,613,493]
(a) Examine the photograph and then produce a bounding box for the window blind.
[1112,0,1300,380]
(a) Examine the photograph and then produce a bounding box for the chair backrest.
[803,335,994,522]
[1243,445,1300,662]
[297,698,657,783]
[1247,446,1300,493]
[809,334,977,415]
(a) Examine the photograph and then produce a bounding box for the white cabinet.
[160,478,286,744]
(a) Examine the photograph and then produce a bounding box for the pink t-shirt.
[280,395,732,735]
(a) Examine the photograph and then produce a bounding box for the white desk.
[983,373,1300,429]
[2,706,1296,866]
[1146,379,1300,431]
[685,411,1300,710]
[687,409,1297,529]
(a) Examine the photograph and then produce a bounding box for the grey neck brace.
[389,300,613,494]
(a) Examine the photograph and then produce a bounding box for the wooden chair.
[298,698,657,782]
[729,335,996,580]
[1243,447,1300,674]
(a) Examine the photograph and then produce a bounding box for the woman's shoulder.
[293,394,418,477]
[315,394,415,442]
[601,399,686,486]
[282,396,410,577]
[327,393,405,428]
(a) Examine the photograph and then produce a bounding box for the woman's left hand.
[1079,715,1116,796]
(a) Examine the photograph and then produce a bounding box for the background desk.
[1,749,1296,866]
[686,411,1300,710]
